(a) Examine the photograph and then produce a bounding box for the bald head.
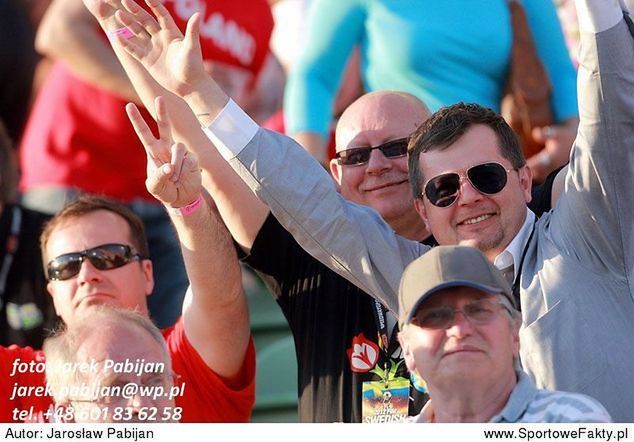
[44,308,175,422]
[335,91,431,150]
[330,91,432,241]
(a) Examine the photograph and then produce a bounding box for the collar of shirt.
[493,208,535,280]
[489,371,537,423]
[410,370,531,423]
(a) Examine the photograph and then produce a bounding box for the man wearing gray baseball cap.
[397,245,610,423]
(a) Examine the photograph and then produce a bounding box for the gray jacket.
[207,6,634,421]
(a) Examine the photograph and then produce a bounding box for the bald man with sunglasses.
[104,0,634,422]
[1,131,255,422]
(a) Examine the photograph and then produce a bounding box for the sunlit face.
[400,287,519,390]
[45,211,153,325]
[330,93,429,225]
[69,323,176,423]
[414,125,532,258]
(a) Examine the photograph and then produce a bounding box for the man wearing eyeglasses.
[397,245,610,423]
[2,135,254,422]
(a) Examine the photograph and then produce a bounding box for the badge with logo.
[347,333,410,422]
[361,362,410,423]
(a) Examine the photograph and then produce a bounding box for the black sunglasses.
[411,298,511,330]
[47,243,143,281]
[423,162,516,208]
[335,138,409,166]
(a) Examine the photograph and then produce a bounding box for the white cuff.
[202,99,259,160]
[576,0,623,33]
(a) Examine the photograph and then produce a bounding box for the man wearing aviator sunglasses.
[421,162,516,208]
[397,246,610,423]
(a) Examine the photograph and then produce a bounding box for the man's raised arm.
[552,0,634,276]
[128,95,250,382]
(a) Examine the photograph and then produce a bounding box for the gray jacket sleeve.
[549,9,634,282]
[224,128,429,312]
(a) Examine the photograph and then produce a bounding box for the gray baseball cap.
[398,245,515,327]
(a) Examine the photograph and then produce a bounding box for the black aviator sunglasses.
[422,162,517,208]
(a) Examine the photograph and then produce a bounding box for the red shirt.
[19,0,273,202]
[1,318,255,422]
[163,317,256,422]
[0,345,49,422]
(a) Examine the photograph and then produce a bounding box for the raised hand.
[113,0,207,96]
[127,96,202,208]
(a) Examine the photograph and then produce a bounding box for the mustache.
[360,174,409,190]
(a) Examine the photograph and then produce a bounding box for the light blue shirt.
[410,371,611,422]
[285,0,578,137]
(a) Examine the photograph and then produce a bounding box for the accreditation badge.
[361,377,409,423]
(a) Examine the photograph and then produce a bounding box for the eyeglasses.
[47,243,143,281]
[411,298,511,330]
[335,138,409,166]
[423,162,516,208]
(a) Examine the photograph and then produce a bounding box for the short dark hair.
[407,102,525,199]
[40,195,150,267]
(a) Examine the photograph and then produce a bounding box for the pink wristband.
[107,27,134,41]
[169,194,203,216]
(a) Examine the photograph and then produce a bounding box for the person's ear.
[518,165,532,203]
[330,158,343,183]
[398,328,417,374]
[141,259,154,297]
[414,198,430,231]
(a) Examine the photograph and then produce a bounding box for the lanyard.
[0,206,21,310]
[512,222,535,310]
[370,299,399,384]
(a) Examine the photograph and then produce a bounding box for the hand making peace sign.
[127,96,202,208]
